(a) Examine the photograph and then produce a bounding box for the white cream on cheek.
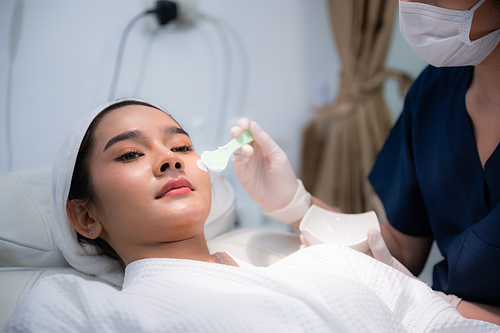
[197,159,208,173]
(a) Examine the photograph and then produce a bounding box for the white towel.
[5,244,499,332]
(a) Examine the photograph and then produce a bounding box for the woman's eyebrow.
[103,130,145,152]
[103,126,189,152]
[163,126,190,138]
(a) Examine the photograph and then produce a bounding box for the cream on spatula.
[200,130,254,172]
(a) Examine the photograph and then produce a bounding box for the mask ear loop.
[460,0,486,44]
[467,0,486,13]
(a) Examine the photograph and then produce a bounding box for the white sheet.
[4,243,499,332]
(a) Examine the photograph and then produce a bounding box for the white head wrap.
[51,98,165,287]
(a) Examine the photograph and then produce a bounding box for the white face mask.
[399,0,500,67]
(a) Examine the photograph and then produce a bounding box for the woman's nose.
[160,161,182,172]
[154,150,184,176]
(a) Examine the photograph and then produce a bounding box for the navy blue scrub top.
[369,65,500,306]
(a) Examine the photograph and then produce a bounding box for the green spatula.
[200,130,254,172]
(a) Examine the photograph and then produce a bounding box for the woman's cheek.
[195,163,212,198]
[97,166,145,205]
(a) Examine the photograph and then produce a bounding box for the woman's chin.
[163,206,210,228]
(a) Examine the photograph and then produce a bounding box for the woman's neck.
[469,44,500,109]
[123,232,216,266]
[466,43,500,167]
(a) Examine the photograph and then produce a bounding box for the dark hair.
[68,100,168,268]
[494,0,500,11]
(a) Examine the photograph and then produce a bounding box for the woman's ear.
[67,200,102,239]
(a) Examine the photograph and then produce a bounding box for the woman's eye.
[172,145,193,153]
[116,151,143,162]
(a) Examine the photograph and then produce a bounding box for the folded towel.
[51,99,165,287]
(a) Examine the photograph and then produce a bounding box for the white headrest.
[0,166,66,267]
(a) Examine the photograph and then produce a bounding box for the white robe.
[4,243,499,332]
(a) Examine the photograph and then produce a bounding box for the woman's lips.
[157,178,194,198]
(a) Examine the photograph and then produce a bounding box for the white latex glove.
[299,234,310,249]
[367,228,418,279]
[230,118,299,212]
[434,291,462,309]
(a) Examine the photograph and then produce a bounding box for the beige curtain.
[300,0,413,215]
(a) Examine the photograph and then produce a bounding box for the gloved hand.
[434,291,462,309]
[230,118,299,214]
[367,228,417,279]
[299,234,310,249]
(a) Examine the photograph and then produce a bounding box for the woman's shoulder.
[36,272,119,293]
[4,273,122,332]
[18,273,120,310]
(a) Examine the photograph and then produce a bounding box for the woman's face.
[87,105,212,263]
[401,0,500,40]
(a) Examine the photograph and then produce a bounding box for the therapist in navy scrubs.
[229,0,500,326]
[368,0,500,325]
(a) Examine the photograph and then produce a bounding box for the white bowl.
[299,205,380,253]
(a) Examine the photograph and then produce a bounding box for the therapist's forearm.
[457,300,500,326]
[380,222,433,276]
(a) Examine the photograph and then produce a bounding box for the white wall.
[0,0,426,228]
